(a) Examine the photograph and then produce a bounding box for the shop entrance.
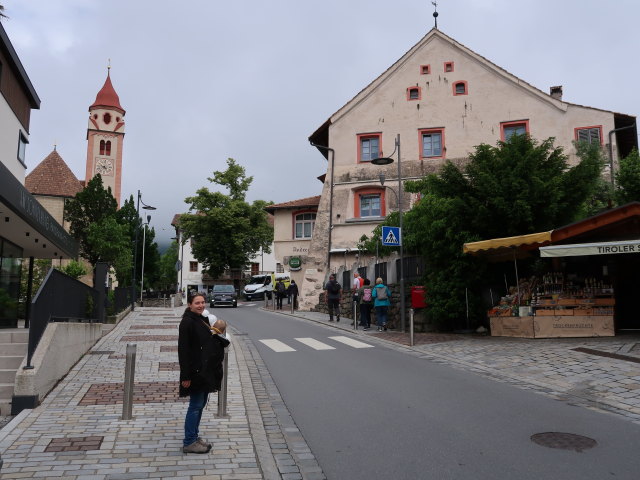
[611,254,640,330]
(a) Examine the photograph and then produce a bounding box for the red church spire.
[90,68,125,114]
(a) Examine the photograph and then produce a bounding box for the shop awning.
[540,239,640,257]
[463,231,553,255]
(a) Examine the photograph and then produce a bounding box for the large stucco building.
[297,28,637,310]
[0,22,77,327]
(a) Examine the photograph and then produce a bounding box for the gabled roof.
[309,28,634,150]
[90,71,125,114]
[25,149,83,198]
[264,195,321,214]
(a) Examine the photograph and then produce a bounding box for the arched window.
[105,141,111,156]
[99,140,106,155]
[103,113,112,124]
[294,212,316,239]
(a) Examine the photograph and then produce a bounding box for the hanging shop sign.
[289,256,302,271]
[540,239,640,258]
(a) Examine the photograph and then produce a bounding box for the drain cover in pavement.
[531,432,597,452]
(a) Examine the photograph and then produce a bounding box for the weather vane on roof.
[432,1,439,29]
[108,58,111,72]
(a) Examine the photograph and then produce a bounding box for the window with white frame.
[17,132,28,165]
[295,212,316,239]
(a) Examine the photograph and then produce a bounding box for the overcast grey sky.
[4,0,640,248]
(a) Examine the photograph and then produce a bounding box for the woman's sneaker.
[183,440,211,454]
[197,437,212,449]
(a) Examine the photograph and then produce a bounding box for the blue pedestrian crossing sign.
[382,226,401,246]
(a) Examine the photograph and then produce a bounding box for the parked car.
[209,284,238,308]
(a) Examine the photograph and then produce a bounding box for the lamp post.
[372,133,406,333]
[131,190,156,311]
[140,214,151,304]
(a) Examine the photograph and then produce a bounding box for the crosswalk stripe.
[259,339,296,352]
[328,336,374,349]
[295,338,336,350]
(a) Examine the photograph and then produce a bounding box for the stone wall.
[311,284,433,331]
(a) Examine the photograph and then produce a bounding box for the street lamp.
[371,133,406,333]
[140,214,151,304]
[131,190,156,311]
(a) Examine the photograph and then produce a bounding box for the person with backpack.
[275,279,286,309]
[288,280,299,310]
[358,278,373,330]
[324,274,342,322]
[372,277,391,331]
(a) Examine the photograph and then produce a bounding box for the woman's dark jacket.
[178,308,230,397]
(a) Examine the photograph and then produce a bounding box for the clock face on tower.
[95,157,114,176]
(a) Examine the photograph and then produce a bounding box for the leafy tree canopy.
[179,158,273,278]
[64,175,118,265]
[157,241,179,291]
[359,135,606,329]
[615,148,640,205]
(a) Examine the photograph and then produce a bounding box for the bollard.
[217,335,231,418]
[122,343,137,420]
[290,299,294,314]
[353,301,358,330]
[409,308,414,347]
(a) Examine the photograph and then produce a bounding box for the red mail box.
[411,285,427,308]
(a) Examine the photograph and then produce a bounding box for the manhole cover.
[531,432,597,452]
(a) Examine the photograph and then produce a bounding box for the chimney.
[550,86,563,100]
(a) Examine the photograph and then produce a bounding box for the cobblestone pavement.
[278,307,640,425]
[0,308,325,480]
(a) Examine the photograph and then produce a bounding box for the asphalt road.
[216,303,640,480]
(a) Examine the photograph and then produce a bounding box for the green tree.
[179,158,273,278]
[615,148,640,205]
[157,241,179,291]
[58,260,88,279]
[64,175,118,265]
[361,135,606,330]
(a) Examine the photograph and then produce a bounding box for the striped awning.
[463,231,553,255]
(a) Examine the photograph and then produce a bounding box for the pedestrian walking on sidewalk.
[288,280,299,310]
[324,274,342,322]
[372,277,391,331]
[178,293,230,454]
[275,279,286,309]
[358,278,373,330]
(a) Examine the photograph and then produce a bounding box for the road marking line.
[295,338,336,350]
[329,336,374,349]
[259,339,296,352]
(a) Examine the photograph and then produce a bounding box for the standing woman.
[178,293,230,454]
[372,277,391,331]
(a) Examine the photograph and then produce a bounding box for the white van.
[242,273,290,300]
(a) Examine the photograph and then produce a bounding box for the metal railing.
[25,266,105,369]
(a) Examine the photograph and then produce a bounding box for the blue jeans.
[375,306,388,327]
[184,391,208,446]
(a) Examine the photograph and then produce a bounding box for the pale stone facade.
[265,196,320,289]
[300,28,636,310]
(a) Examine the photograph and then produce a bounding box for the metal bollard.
[217,336,231,418]
[290,299,294,314]
[353,301,358,330]
[122,343,137,420]
[409,309,414,347]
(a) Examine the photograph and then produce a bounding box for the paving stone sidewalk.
[276,307,640,425]
[0,307,325,480]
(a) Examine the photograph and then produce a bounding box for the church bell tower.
[85,68,125,206]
